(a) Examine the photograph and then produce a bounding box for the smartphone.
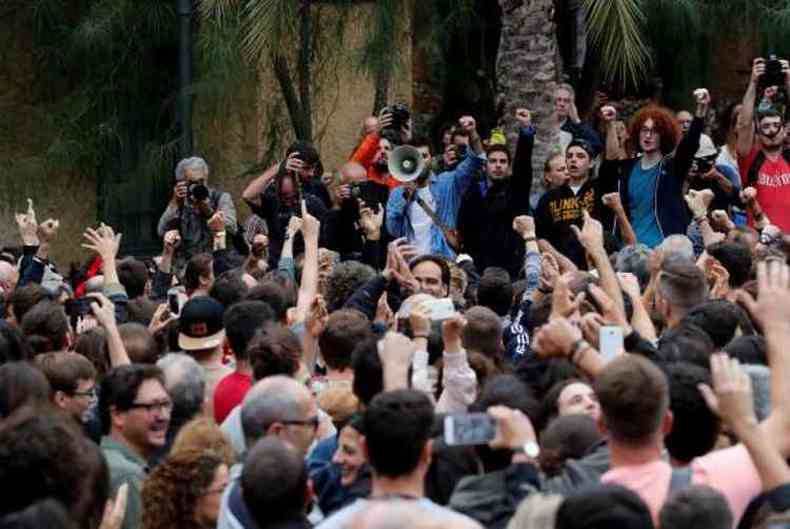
[423,298,455,321]
[444,413,497,446]
[599,326,624,362]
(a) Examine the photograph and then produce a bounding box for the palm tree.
[495,0,561,196]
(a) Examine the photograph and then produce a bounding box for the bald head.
[0,261,18,292]
[241,376,313,446]
[340,162,368,184]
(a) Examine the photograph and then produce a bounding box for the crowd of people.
[3,55,790,529]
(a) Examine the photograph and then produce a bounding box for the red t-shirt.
[739,147,790,231]
[213,372,252,424]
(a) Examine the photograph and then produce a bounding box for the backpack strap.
[668,465,693,495]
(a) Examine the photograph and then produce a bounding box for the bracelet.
[523,236,537,243]
[412,333,429,339]
[213,231,226,238]
[694,215,708,224]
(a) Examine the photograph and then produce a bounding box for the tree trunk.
[372,64,391,115]
[298,0,313,142]
[496,0,561,200]
[273,53,309,141]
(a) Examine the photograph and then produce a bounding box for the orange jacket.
[351,133,400,190]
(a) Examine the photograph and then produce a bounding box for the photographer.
[157,156,238,269]
[242,143,331,267]
[736,56,790,232]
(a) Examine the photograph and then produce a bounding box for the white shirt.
[409,186,436,256]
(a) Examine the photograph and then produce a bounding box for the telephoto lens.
[188,183,209,202]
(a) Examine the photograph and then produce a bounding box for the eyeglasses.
[128,400,173,414]
[71,387,97,399]
[282,416,320,432]
[639,127,659,137]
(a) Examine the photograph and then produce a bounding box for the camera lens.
[188,183,209,202]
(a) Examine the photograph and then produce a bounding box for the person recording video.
[157,156,238,270]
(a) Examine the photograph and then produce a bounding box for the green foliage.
[583,0,653,91]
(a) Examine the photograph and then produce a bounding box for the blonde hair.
[170,416,235,466]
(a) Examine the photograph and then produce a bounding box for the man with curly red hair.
[599,90,709,247]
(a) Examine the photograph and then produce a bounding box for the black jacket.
[598,116,703,240]
[458,127,535,277]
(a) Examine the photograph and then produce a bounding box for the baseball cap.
[178,296,226,351]
[567,138,596,158]
[695,134,718,158]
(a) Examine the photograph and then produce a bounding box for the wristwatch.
[514,440,540,459]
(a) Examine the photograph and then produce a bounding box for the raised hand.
[16,198,39,246]
[37,218,60,244]
[515,108,531,128]
[301,201,321,243]
[82,224,121,261]
[359,202,384,240]
[699,353,756,429]
[512,215,536,240]
[207,210,225,233]
[602,192,623,212]
[533,317,583,359]
[570,210,604,253]
[550,273,585,320]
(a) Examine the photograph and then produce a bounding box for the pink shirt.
[602,445,761,526]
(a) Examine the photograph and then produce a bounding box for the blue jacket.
[385,152,486,259]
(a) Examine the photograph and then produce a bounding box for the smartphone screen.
[599,326,624,362]
[444,413,496,446]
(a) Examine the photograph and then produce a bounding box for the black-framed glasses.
[282,416,319,431]
[128,400,173,414]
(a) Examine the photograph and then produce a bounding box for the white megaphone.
[388,146,426,183]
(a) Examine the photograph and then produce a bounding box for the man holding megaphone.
[385,116,486,259]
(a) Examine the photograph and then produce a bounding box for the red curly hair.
[628,105,682,156]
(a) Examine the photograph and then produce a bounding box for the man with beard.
[458,107,535,277]
[351,109,410,190]
[535,138,608,269]
[99,364,172,529]
[737,57,790,232]
[385,116,486,259]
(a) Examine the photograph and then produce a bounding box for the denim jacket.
[385,152,486,259]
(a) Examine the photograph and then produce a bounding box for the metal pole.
[177,0,194,158]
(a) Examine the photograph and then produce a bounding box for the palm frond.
[583,0,653,90]
[239,0,299,64]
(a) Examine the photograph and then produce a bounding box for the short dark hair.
[0,499,77,529]
[117,257,149,299]
[539,414,604,476]
[73,329,109,376]
[34,352,96,395]
[659,485,733,529]
[325,261,377,312]
[319,310,373,371]
[409,136,433,155]
[0,362,51,419]
[242,437,308,525]
[245,281,289,322]
[98,364,166,435]
[183,253,213,293]
[223,301,275,360]
[707,241,752,287]
[461,306,503,359]
[210,271,248,309]
[363,390,434,478]
[682,300,754,349]
[663,362,720,463]
[658,322,716,369]
[409,255,451,290]
[247,323,302,381]
[125,297,158,326]
[556,484,654,529]
[657,257,708,311]
[0,320,33,364]
[351,336,383,406]
[8,284,52,324]
[594,356,669,446]
[469,374,540,471]
[21,301,69,354]
[0,406,109,528]
[757,108,785,125]
[486,144,511,163]
[476,268,513,316]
